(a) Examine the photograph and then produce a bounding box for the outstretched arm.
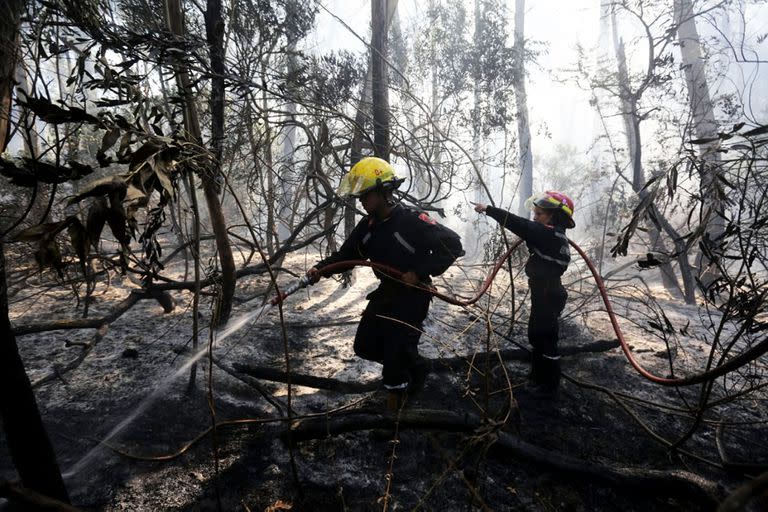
[474,202,543,242]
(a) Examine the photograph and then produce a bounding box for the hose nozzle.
[269,276,312,306]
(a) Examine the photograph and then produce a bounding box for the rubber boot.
[386,390,405,412]
[531,356,560,398]
[408,356,430,397]
[527,351,545,382]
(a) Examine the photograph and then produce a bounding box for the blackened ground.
[1,259,766,511]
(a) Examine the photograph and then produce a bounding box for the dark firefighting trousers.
[528,278,568,391]
[353,285,431,391]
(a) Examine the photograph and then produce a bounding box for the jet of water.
[64,276,310,479]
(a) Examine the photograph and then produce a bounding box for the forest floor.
[1,246,767,511]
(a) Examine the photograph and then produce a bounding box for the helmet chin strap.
[373,178,400,207]
[384,190,400,207]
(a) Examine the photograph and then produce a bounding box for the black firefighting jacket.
[485,206,570,280]
[316,205,464,286]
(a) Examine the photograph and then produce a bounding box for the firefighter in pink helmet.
[474,191,575,396]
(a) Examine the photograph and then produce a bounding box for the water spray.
[65,241,768,477]
[64,275,312,479]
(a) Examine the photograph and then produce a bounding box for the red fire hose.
[315,240,524,307]
[312,239,768,387]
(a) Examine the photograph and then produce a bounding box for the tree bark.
[261,59,276,257]
[282,409,719,506]
[234,339,620,392]
[371,0,391,160]
[0,3,70,502]
[0,480,80,511]
[716,468,768,512]
[165,0,236,325]
[673,0,725,289]
[0,0,24,152]
[0,243,70,504]
[611,11,692,302]
[277,42,298,245]
[513,0,533,218]
[467,0,486,257]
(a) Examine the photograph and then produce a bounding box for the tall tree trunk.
[14,59,38,159]
[243,97,261,214]
[277,43,298,245]
[1,242,70,503]
[261,61,276,257]
[53,30,79,162]
[472,0,483,205]
[673,0,724,288]
[165,0,236,325]
[513,0,533,218]
[346,66,368,242]
[611,11,690,302]
[350,1,398,183]
[428,0,443,194]
[0,0,23,153]
[345,66,371,286]
[339,0,398,285]
[466,0,486,258]
[0,2,70,502]
[14,54,51,224]
[371,0,390,160]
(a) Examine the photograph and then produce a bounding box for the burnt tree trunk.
[0,243,70,503]
[0,2,70,503]
[673,0,725,289]
[344,0,398,285]
[0,0,23,153]
[165,0,236,325]
[261,58,276,257]
[611,11,696,303]
[277,41,298,245]
[513,0,533,218]
[371,0,391,160]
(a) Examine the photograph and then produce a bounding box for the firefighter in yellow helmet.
[307,157,464,409]
[335,156,405,200]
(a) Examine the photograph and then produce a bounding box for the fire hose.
[267,239,768,388]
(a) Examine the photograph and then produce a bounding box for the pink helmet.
[524,190,576,228]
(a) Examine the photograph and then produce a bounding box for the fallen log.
[232,363,379,394]
[435,339,620,371]
[282,408,721,507]
[233,340,620,393]
[31,324,109,388]
[11,288,175,335]
[0,480,81,512]
[717,469,768,512]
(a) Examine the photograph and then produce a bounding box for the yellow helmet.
[337,157,404,197]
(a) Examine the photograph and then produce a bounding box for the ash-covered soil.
[2,252,767,511]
